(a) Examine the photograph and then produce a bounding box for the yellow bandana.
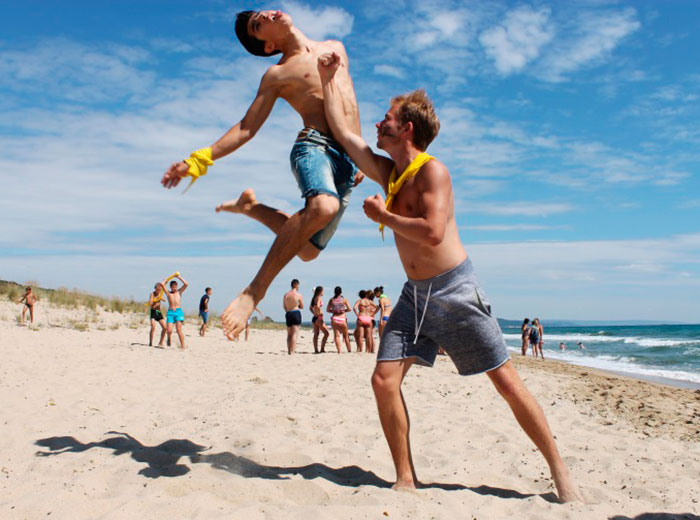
[380,152,434,239]
[183,147,213,193]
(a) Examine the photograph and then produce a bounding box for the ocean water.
[501,324,700,388]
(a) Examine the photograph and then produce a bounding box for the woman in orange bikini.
[326,286,351,353]
[352,290,375,353]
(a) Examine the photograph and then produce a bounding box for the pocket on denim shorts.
[474,288,492,317]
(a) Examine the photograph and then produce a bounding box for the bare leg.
[313,326,320,353]
[166,323,173,346]
[220,194,339,339]
[29,306,34,323]
[245,323,250,341]
[175,321,185,349]
[149,321,156,346]
[216,189,320,262]
[372,359,417,488]
[287,325,299,355]
[331,321,342,353]
[354,324,363,352]
[320,324,329,352]
[342,324,352,353]
[487,361,582,502]
[158,321,166,346]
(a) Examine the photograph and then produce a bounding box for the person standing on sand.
[199,287,212,337]
[165,274,188,349]
[310,286,330,353]
[534,318,545,359]
[283,279,303,355]
[529,321,541,359]
[374,286,392,337]
[161,9,363,341]
[352,290,374,353]
[318,54,582,502]
[148,283,167,347]
[327,286,351,353]
[521,318,530,356]
[18,286,37,324]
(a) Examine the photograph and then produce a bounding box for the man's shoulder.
[418,157,450,185]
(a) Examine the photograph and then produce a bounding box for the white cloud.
[373,64,405,79]
[280,1,354,40]
[479,5,554,75]
[538,8,640,82]
[462,202,574,217]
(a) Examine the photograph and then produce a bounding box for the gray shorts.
[377,258,510,376]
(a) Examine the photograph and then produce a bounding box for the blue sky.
[1,0,699,322]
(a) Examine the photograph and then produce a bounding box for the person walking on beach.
[318,56,582,502]
[327,286,351,353]
[283,279,303,355]
[165,274,188,349]
[521,318,530,356]
[18,286,37,324]
[162,9,363,341]
[310,286,329,353]
[375,286,392,337]
[534,318,545,359]
[529,321,541,359]
[148,282,167,347]
[199,287,212,337]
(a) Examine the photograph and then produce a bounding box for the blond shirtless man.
[164,274,188,349]
[318,53,582,503]
[283,278,304,355]
[161,9,362,341]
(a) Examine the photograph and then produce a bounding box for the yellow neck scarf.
[380,152,434,239]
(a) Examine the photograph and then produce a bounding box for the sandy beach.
[1,301,699,520]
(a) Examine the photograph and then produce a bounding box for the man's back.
[283,289,300,312]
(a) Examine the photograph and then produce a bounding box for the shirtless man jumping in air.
[319,53,582,502]
[161,10,362,341]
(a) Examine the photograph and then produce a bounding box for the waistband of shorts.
[295,127,342,149]
[407,257,473,290]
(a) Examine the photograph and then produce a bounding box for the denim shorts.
[290,128,357,250]
[377,258,510,376]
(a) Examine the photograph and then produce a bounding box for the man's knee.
[488,363,522,400]
[372,367,399,396]
[305,194,340,226]
[298,241,321,262]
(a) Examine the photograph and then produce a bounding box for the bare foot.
[216,188,257,214]
[553,469,584,503]
[391,479,417,491]
[221,291,257,341]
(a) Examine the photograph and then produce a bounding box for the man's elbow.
[425,227,446,246]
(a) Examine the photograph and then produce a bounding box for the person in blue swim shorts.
[319,55,583,503]
[164,274,188,349]
[161,9,363,341]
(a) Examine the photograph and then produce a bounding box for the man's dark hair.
[291,279,299,288]
[235,11,281,57]
[205,287,211,292]
[170,280,177,286]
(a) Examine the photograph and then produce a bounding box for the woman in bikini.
[352,290,375,353]
[521,318,530,356]
[374,286,392,338]
[310,286,330,354]
[326,286,351,353]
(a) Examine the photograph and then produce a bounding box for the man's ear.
[402,121,414,138]
[264,40,276,54]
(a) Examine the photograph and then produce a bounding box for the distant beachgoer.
[577,342,586,350]
[559,342,566,351]
[310,286,330,353]
[283,279,304,355]
[199,287,212,337]
[243,307,264,341]
[534,318,545,360]
[352,290,374,353]
[365,289,379,352]
[528,321,541,359]
[148,283,167,347]
[521,318,530,356]
[18,286,37,324]
[374,286,392,337]
[327,286,351,353]
[165,274,188,349]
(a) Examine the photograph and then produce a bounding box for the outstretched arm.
[362,161,452,246]
[177,275,189,293]
[162,70,281,189]
[318,52,393,190]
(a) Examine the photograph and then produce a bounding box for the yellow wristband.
[182,147,213,192]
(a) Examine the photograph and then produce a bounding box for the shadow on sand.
[35,432,556,501]
[610,515,700,520]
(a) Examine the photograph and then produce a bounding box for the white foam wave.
[503,333,700,348]
[506,347,700,386]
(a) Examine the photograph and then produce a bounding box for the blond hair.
[390,89,440,151]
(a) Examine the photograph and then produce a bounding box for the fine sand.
[1,302,699,520]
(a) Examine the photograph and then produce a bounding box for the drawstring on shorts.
[413,282,432,345]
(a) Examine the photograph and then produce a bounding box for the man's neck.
[279,27,314,56]
[388,141,425,174]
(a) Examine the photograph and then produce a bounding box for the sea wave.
[503,333,700,348]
